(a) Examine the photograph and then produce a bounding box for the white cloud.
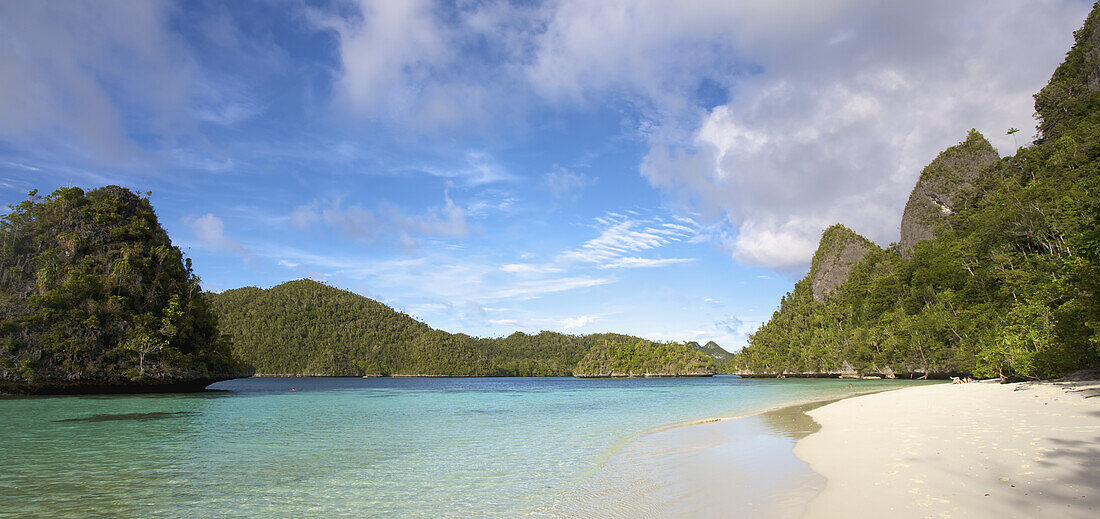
[490,276,612,301]
[600,257,695,269]
[501,263,563,274]
[312,0,538,131]
[188,214,247,256]
[558,212,698,269]
[317,0,449,117]
[633,0,1089,271]
[524,0,742,113]
[562,314,597,329]
[467,189,518,217]
[729,217,828,271]
[417,151,517,186]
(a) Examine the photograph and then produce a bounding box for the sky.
[0,0,1092,351]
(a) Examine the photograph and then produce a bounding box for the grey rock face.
[899,130,999,256]
[809,224,875,303]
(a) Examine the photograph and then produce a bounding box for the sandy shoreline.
[794,379,1100,518]
[534,385,917,518]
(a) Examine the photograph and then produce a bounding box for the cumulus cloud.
[188,214,247,256]
[312,0,539,130]
[632,0,1088,271]
[561,314,597,329]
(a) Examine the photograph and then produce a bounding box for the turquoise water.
[0,376,928,517]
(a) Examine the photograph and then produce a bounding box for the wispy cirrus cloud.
[556,212,698,269]
[414,151,517,186]
[489,276,612,301]
[500,263,563,274]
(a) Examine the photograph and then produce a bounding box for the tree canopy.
[0,186,242,393]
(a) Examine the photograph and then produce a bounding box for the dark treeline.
[735,7,1100,380]
[210,279,715,377]
[0,186,242,393]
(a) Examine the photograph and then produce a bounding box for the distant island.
[733,12,1100,380]
[209,279,717,378]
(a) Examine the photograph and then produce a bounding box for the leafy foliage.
[735,8,1100,379]
[0,186,240,391]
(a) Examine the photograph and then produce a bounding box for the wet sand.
[795,380,1100,518]
[534,400,845,518]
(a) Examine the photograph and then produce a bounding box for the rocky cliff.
[899,130,999,255]
[808,224,877,302]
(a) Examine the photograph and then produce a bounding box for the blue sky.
[0,0,1091,350]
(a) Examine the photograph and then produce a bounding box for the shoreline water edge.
[582,376,1100,518]
[537,385,915,518]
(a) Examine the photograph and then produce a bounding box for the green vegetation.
[574,340,714,377]
[689,340,733,361]
[735,7,1100,380]
[210,279,707,377]
[0,186,242,393]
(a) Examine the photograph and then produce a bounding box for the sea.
[0,376,930,517]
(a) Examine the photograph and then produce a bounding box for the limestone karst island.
[2,1,1099,518]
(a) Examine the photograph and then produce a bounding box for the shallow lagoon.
[1,376,928,517]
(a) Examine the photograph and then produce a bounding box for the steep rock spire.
[809,224,877,302]
[899,130,998,256]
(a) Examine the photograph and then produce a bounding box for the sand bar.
[795,379,1100,518]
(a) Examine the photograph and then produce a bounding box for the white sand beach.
[795,378,1100,518]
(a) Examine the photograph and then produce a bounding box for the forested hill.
[210,279,712,377]
[688,340,734,361]
[734,5,1100,380]
[0,187,243,394]
[575,341,715,377]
